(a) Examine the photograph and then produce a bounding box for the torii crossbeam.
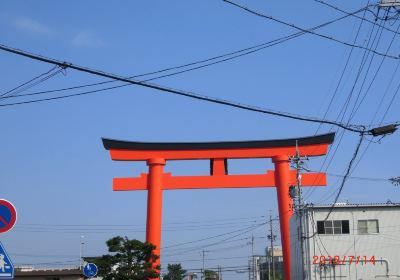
[102,133,335,280]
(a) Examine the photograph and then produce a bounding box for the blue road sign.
[83,262,98,278]
[0,242,13,279]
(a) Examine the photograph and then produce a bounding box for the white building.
[249,256,267,280]
[290,203,400,280]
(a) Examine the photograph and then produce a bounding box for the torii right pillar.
[273,155,294,278]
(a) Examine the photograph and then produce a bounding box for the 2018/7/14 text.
[312,256,376,265]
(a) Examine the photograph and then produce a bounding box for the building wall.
[14,268,85,280]
[15,276,82,280]
[290,205,400,280]
[290,210,306,280]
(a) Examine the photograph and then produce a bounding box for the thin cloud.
[13,17,50,35]
[72,31,106,48]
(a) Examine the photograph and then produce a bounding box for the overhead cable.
[323,134,364,221]
[223,0,400,60]
[315,1,370,134]
[2,7,366,101]
[0,43,376,134]
[0,65,62,99]
[313,0,400,36]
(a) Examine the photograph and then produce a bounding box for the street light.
[79,235,85,270]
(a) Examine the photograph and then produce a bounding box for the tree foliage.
[204,269,219,280]
[163,263,186,280]
[93,236,159,280]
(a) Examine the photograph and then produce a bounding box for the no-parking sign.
[0,200,17,234]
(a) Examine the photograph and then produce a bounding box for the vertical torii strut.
[102,133,335,280]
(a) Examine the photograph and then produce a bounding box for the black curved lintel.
[102,133,335,151]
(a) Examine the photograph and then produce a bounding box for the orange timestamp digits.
[312,255,376,265]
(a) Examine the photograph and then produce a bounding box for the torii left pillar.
[146,158,165,263]
[102,133,335,280]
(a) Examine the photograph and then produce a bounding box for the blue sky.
[0,1,399,278]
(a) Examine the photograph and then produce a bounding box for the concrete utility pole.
[202,250,205,280]
[250,234,255,280]
[294,141,306,280]
[201,250,208,280]
[79,235,85,270]
[268,215,276,280]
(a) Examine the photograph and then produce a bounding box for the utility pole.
[294,140,306,279]
[251,234,255,280]
[201,250,209,280]
[202,250,205,280]
[268,214,276,280]
[79,235,85,270]
[251,234,255,258]
[293,141,306,280]
[247,234,257,280]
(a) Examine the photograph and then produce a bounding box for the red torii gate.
[102,133,335,280]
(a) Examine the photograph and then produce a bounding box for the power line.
[0,30,320,101]
[0,65,62,99]
[17,215,265,228]
[380,74,400,123]
[0,43,378,134]
[348,18,400,122]
[222,2,396,211]
[163,222,268,257]
[301,166,394,182]
[162,221,273,250]
[164,255,250,263]
[334,8,385,127]
[371,60,400,125]
[334,19,400,196]
[14,222,264,233]
[323,133,364,221]
[303,3,372,201]
[223,0,400,60]
[1,7,366,103]
[306,9,399,202]
[345,13,388,123]
[312,0,400,36]
[314,0,371,135]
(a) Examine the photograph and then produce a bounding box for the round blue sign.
[83,263,98,278]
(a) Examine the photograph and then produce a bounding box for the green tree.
[93,236,159,280]
[204,269,219,280]
[163,264,186,280]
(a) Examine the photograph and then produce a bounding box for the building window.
[358,220,379,234]
[317,220,350,234]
